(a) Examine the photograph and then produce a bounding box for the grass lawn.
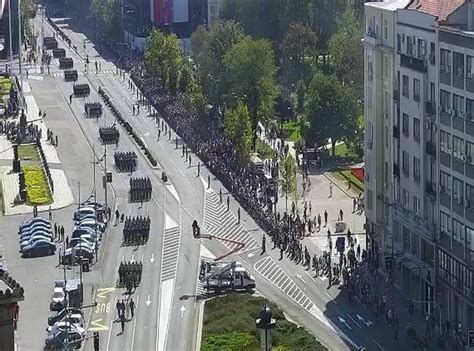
[18,144,39,161]
[22,166,52,206]
[282,120,304,142]
[201,293,327,351]
[330,142,361,160]
[255,139,274,160]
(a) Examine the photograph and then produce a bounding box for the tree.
[328,10,364,94]
[280,154,297,211]
[305,73,360,154]
[144,29,182,90]
[189,25,209,58]
[281,22,318,86]
[90,0,121,39]
[223,37,278,147]
[308,0,347,53]
[223,103,253,163]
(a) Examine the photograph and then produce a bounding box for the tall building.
[364,0,474,334]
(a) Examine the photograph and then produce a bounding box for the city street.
[0,3,433,351]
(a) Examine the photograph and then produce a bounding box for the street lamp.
[255,302,276,351]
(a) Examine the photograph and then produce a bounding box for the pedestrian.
[115,210,120,225]
[353,198,357,213]
[60,226,65,242]
[219,189,222,203]
[261,235,266,255]
[197,162,200,176]
[58,248,62,265]
[208,175,211,189]
[317,214,321,230]
[329,182,333,198]
[65,236,69,247]
[188,155,192,168]
[339,209,344,221]
[54,223,58,239]
[176,137,178,149]
[55,135,58,147]
[120,313,125,332]
[116,300,121,320]
[309,201,312,216]
[49,206,52,221]
[133,105,135,115]
[121,213,125,223]
[324,210,328,227]
[126,300,131,319]
[129,298,135,319]
[226,196,230,211]
[237,208,240,224]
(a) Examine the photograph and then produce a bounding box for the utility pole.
[17,0,23,92]
[41,5,44,74]
[8,0,13,74]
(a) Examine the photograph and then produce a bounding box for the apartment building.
[364,0,474,333]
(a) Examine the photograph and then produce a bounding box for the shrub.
[22,166,52,205]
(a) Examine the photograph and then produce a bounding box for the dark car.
[45,328,82,349]
[21,240,56,258]
[61,247,94,265]
[48,308,83,326]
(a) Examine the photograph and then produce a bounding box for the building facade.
[364,0,474,335]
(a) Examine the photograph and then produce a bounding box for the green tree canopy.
[279,154,297,211]
[90,0,121,38]
[304,73,360,153]
[144,29,182,90]
[328,10,364,93]
[223,37,278,146]
[223,103,253,163]
[281,22,318,86]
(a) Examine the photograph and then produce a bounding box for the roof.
[366,0,412,11]
[407,0,466,21]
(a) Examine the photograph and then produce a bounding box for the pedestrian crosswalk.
[254,256,314,311]
[203,189,260,253]
[161,226,180,281]
[49,69,116,78]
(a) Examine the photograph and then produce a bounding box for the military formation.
[118,261,143,291]
[64,69,78,82]
[114,151,137,173]
[129,177,152,203]
[43,36,58,50]
[85,102,103,119]
[59,57,74,70]
[52,48,66,58]
[73,83,90,97]
[99,125,120,145]
[122,215,151,246]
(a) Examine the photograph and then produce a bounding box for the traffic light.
[94,332,99,351]
[192,220,200,238]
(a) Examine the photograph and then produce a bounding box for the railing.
[400,54,427,73]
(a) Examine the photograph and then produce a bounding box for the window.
[440,171,451,194]
[407,36,415,56]
[440,49,451,73]
[453,94,464,117]
[411,231,419,256]
[453,177,464,203]
[413,78,420,101]
[440,131,451,153]
[367,86,373,108]
[466,142,474,164]
[402,75,409,97]
[403,226,410,252]
[429,42,436,64]
[368,57,374,81]
[384,91,389,118]
[418,39,427,58]
[466,226,473,250]
[413,156,420,181]
[384,55,390,78]
[430,82,435,102]
[466,184,474,208]
[384,19,388,39]
[440,212,450,233]
[413,118,420,142]
[453,52,464,77]
[467,55,474,79]
[397,34,401,52]
[402,113,409,136]
[403,189,410,207]
[452,219,463,242]
[467,98,474,120]
[402,151,409,175]
[413,195,420,214]
[440,90,451,112]
[453,136,464,160]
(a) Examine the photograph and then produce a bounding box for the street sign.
[468,330,474,347]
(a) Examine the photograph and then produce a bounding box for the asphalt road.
[18,3,418,351]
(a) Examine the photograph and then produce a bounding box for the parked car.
[50,287,66,311]
[81,201,106,214]
[19,222,51,236]
[20,234,54,249]
[71,227,97,240]
[46,321,86,338]
[75,219,105,233]
[48,308,83,326]
[69,237,96,251]
[19,217,50,231]
[61,247,94,265]
[21,240,56,257]
[73,207,97,222]
[45,328,82,349]
[20,228,53,241]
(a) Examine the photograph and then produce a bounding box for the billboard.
[151,0,189,24]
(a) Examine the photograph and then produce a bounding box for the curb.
[323,172,358,199]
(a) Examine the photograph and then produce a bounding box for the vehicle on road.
[201,261,256,294]
[21,240,56,257]
[48,308,83,326]
[50,287,66,311]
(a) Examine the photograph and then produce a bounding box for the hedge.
[22,166,53,205]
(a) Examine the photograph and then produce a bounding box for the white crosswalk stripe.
[161,226,180,281]
[254,256,314,311]
[203,189,260,253]
[49,70,115,78]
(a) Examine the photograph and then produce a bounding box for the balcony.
[400,53,427,73]
[393,125,400,138]
[393,163,400,178]
[426,140,436,157]
[364,29,382,46]
[425,181,436,198]
[425,100,436,115]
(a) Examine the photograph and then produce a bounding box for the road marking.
[304,271,317,283]
[97,287,115,299]
[319,276,327,281]
[324,292,333,301]
[89,318,109,331]
[157,278,174,351]
[150,253,155,263]
[338,316,351,330]
[347,314,362,328]
[165,184,180,203]
[372,339,385,350]
[296,274,306,284]
[130,294,140,351]
[106,317,113,351]
[180,305,186,318]
[146,294,152,306]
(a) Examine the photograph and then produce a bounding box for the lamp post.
[255,302,276,351]
[17,0,23,91]
[8,0,13,74]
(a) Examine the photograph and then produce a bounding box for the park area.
[201,293,327,351]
